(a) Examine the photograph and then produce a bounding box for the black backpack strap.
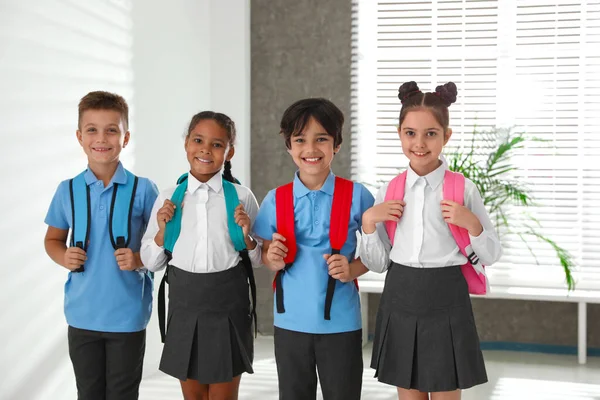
[239,249,258,337]
[158,251,172,343]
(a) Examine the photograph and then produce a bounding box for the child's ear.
[333,144,341,154]
[123,131,130,148]
[444,128,453,145]
[76,130,83,146]
[226,146,235,161]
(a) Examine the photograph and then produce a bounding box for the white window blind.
[352,0,600,290]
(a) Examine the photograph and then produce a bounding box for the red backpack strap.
[384,171,408,245]
[324,177,354,320]
[273,182,297,313]
[276,182,297,264]
[443,170,487,294]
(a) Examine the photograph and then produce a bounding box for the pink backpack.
[384,170,487,295]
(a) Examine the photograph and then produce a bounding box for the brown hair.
[279,98,344,149]
[397,81,457,132]
[185,111,239,184]
[78,91,129,129]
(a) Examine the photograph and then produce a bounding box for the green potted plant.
[445,127,575,290]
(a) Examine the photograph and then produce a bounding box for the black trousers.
[68,326,146,400]
[274,327,363,400]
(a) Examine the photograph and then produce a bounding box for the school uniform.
[360,163,503,392]
[253,171,375,400]
[140,172,261,383]
[45,162,159,400]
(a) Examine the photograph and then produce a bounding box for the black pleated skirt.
[371,263,487,392]
[159,264,254,383]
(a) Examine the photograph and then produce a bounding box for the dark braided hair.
[397,81,458,132]
[186,111,240,184]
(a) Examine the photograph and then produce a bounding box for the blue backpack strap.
[69,171,90,273]
[163,173,189,257]
[109,170,139,249]
[158,172,189,343]
[223,178,246,252]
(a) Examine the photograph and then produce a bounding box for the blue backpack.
[157,173,257,342]
[69,170,139,272]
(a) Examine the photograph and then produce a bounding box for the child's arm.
[236,189,263,268]
[44,226,87,271]
[440,180,503,265]
[360,185,400,273]
[140,194,171,272]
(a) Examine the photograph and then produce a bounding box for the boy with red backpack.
[253,98,374,400]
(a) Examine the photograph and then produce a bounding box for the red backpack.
[384,170,487,294]
[274,177,358,320]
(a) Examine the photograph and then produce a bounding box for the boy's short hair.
[78,91,129,129]
[279,98,344,149]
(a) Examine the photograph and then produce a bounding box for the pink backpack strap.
[443,171,470,252]
[384,171,407,245]
[443,170,487,294]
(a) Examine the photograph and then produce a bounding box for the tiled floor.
[139,336,600,400]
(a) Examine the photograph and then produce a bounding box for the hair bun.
[398,81,421,104]
[434,82,457,106]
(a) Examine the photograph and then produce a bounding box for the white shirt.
[141,173,262,273]
[360,163,502,272]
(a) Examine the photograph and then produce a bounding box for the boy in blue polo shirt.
[44,91,158,400]
[253,98,375,400]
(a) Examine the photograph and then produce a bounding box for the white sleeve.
[359,184,392,273]
[242,187,263,268]
[140,191,169,273]
[464,179,503,266]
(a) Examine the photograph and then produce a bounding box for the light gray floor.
[140,335,600,400]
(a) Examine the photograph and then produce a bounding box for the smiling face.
[398,109,452,176]
[77,109,129,169]
[184,118,234,182]
[287,117,340,183]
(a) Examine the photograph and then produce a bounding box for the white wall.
[0,1,250,399]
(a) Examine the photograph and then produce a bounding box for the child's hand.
[441,200,483,236]
[266,233,288,271]
[64,247,87,271]
[115,248,137,271]
[157,199,177,231]
[323,254,352,283]
[362,200,406,233]
[234,204,251,238]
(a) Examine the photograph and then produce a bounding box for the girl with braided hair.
[141,111,261,399]
[360,82,502,399]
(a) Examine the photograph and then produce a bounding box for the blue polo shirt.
[253,171,374,334]
[45,162,158,333]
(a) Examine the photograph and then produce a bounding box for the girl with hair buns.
[360,82,502,399]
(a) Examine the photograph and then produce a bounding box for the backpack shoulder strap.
[275,182,297,265]
[109,170,139,249]
[443,170,487,294]
[443,170,472,256]
[163,173,189,257]
[384,170,408,245]
[222,178,246,251]
[324,176,355,320]
[69,171,90,251]
[329,177,354,253]
[69,171,90,273]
